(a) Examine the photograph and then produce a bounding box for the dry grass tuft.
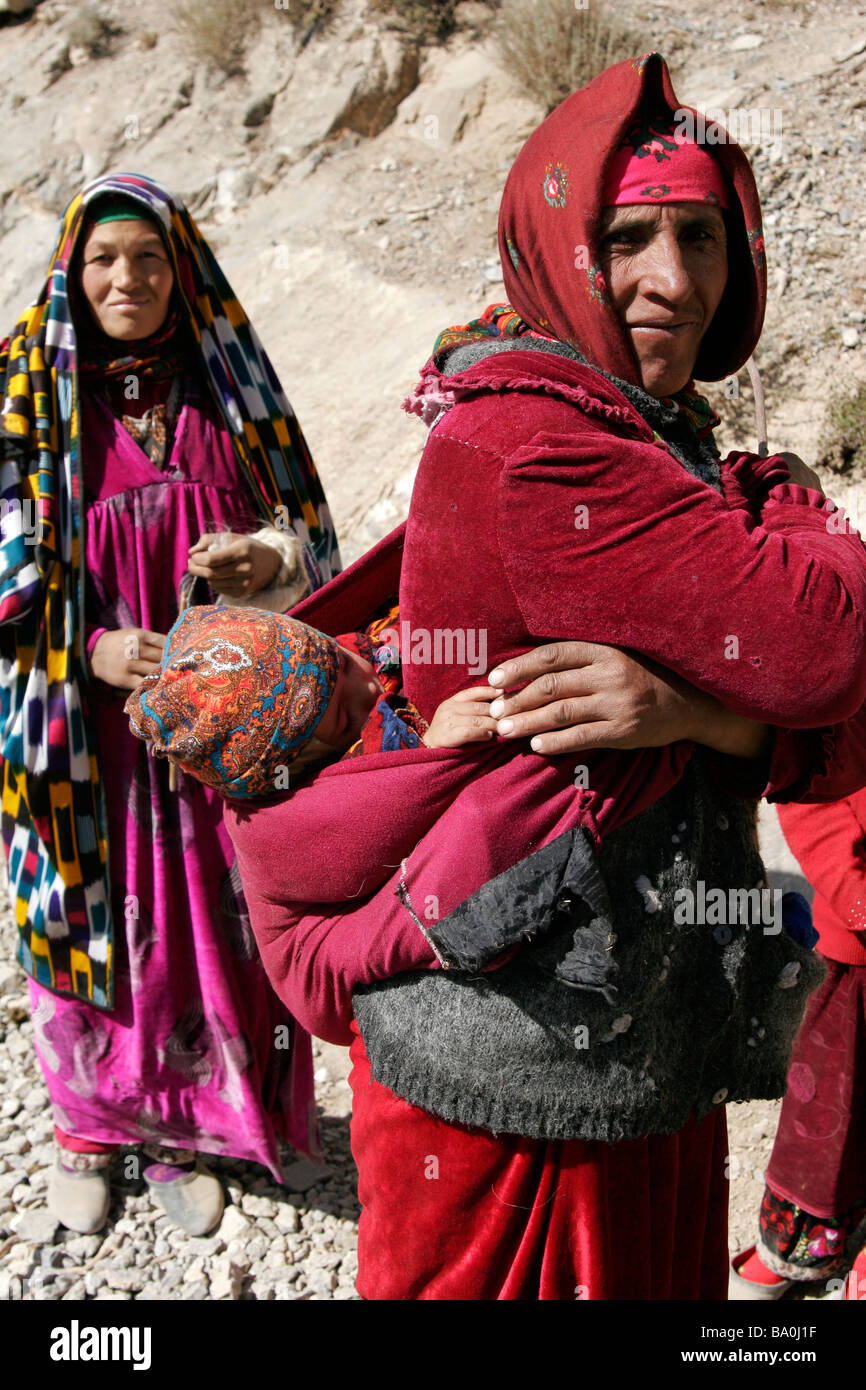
[67,5,117,58]
[818,381,866,476]
[367,0,466,43]
[495,0,645,114]
[280,0,340,43]
[173,0,261,74]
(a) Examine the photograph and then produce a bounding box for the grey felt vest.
[353,754,823,1142]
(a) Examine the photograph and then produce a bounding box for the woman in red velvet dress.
[229,53,866,1299]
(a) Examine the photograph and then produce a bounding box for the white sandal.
[48,1151,111,1234]
[144,1153,224,1237]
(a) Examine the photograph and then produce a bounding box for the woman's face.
[315,645,383,751]
[79,219,174,341]
[599,203,728,397]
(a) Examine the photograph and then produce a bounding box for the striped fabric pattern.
[0,172,340,1006]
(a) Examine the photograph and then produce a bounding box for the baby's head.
[125,605,382,797]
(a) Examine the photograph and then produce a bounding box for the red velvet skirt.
[348,1020,729,1300]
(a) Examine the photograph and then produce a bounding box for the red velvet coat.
[227,354,866,1046]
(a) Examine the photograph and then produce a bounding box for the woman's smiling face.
[599,202,728,397]
[79,218,174,342]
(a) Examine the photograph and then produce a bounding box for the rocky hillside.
[1,0,865,561]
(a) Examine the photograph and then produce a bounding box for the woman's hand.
[187,533,282,598]
[90,628,166,691]
[776,452,825,496]
[421,686,501,748]
[487,641,772,761]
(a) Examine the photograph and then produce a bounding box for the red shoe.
[729,1246,793,1300]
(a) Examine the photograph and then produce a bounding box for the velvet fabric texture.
[757,795,866,1274]
[763,960,866,1236]
[0,170,339,1006]
[348,1019,730,1301]
[27,378,318,1172]
[398,350,866,732]
[225,475,866,1057]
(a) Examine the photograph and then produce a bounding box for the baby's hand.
[421,686,501,748]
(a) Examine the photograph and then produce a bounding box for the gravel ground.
[0,893,361,1302]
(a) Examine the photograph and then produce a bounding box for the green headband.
[87,197,157,227]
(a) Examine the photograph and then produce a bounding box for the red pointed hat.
[498,52,766,384]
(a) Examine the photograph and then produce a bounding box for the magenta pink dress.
[28,377,318,1175]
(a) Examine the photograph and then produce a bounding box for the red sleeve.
[226,816,439,1046]
[720,450,796,512]
[777,794,866,939]
[500,431,866,726]
[717,454,866,802]
[770,708,866,803]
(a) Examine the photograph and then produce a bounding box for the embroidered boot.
[143,1145,224,1236]
[48,1147,112,1234]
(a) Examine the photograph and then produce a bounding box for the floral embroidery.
[630,51,657,71]
[621,112,679,163]
[759,1187,866,1270]
[585,263,609,305]
[506,235,520,270]
[748,226,766,272]
[641,183,671,199]
[704,190,722,205]
[543,162,569,209]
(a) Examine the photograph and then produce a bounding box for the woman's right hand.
[90,628,166,690]
[487,641,772,762]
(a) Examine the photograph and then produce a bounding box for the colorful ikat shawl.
[0,172,341,1006]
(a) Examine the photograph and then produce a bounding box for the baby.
[125,603,501,797]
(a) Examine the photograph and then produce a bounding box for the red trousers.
[348,1020,729,1300]
[54,1126,116,1155]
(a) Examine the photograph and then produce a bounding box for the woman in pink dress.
[0,173,340,1235]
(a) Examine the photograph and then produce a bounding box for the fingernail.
[497,719,513,734]
[530,737,543,751]
[489,699,504,717]
[488,669,504,686]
